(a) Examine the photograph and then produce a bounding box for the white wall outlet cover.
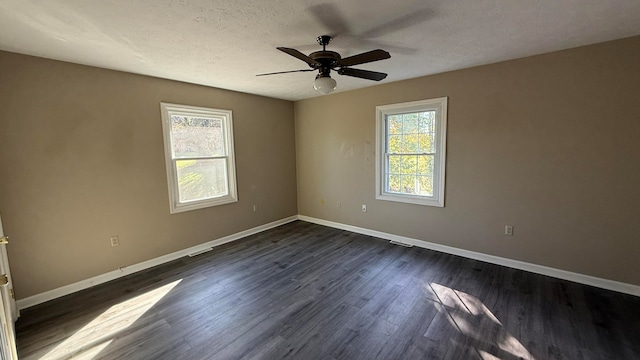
[505,225,514,236]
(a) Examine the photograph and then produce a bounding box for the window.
[160,103,237,213]
[375,97,447,207]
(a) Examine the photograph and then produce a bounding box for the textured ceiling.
[1,0,640,101]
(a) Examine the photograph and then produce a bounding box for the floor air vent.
[188,248,214,257]
[389,240,413,248]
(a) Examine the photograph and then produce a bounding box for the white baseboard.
[18,214,639,310]
[298,215,640,297]
[16,216,298,310]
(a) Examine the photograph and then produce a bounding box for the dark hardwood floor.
[15,221,640,359]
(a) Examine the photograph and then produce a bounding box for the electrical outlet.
[320,198,325,206]
[110,236,119,247]
[362,204,367,212]
[337,201,341,208]
[504,225,514,236]
[253,204,258,212]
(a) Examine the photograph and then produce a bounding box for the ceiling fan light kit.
[257,35,390,95]
[313,74,337,94]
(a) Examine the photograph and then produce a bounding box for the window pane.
[417,175,433,196]
[401,155,417,175]
[388,154,401,174]
[388,115,403,135]
[171,115,224,158]
[388,135,402,153]
[417,155,434,175]
[387,174,401,193]
[403,113,419,133]
[401,175,416,194]
[419,111,435,134]
[403,134,419,153]
[176,159,227,202]
[418,134,434,153]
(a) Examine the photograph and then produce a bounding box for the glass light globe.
[313,76,337,95]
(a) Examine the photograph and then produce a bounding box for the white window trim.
[160,102,238,213]
[375,97,448,207]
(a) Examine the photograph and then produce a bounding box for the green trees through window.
[386,111,436,196]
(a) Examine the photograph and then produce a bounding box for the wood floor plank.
[15,221,640,359]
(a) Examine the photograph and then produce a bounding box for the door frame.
[0,214,18,360]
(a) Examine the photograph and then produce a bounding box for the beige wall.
[295,36,640,286]
[2,35,639,300]
[0,51,298,299]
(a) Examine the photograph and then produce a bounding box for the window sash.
[174,158,229,203]
[168,114,228,159]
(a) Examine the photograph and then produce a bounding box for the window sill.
[376,193,444,207]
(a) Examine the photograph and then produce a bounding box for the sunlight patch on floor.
[39,279,182,360]
[429,282,535,360]
[478,349,502,359]
[68,340,113,360]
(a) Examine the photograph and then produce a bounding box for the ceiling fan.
[257,35,391,95]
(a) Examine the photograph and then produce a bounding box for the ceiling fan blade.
[359,9,433,39]
[277,47,320,67]
[338,68,388,81]
[307,3,350,37]
[256,69,315,76]
[336,49,391,67]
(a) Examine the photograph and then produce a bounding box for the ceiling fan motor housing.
[309,51,341,73]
